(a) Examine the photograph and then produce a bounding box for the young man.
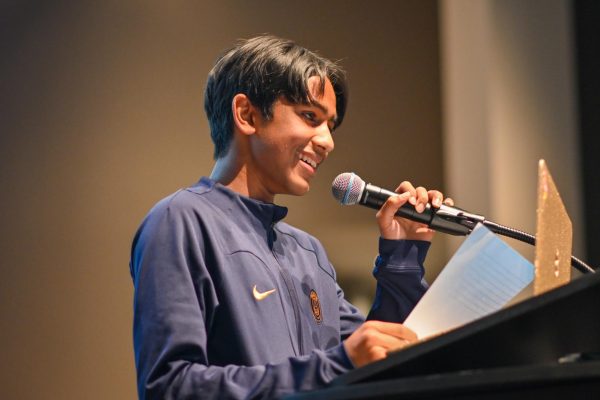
[130,35,450,399]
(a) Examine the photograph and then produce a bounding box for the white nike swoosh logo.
[253,285,276,301]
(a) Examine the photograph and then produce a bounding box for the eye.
[301,111,318,123]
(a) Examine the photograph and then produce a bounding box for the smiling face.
[246,76,337,202]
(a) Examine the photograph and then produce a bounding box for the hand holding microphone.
[377,181,452,241]
[332,173,484,241]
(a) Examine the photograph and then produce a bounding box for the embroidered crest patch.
[309,289,322,323]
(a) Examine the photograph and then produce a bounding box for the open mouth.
[299,154,318,169]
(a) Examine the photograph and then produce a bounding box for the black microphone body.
[360,183,476,236]
[332,172,484,236]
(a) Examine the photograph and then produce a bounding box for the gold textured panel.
[534,160,572,295]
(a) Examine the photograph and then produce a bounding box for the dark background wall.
[574,0,600,269]
[0,1,443,398]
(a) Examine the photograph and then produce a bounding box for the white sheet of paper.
[404,224,534,339]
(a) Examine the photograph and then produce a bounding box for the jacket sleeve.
[367,238,430,322]
[130,202,354,400]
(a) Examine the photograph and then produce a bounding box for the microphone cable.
[482,220,595,274]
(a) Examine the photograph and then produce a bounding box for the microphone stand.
[482,220,594,274]
[433,206,596,274]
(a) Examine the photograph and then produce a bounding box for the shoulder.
[144,182,217,224]
[132,183,218,245]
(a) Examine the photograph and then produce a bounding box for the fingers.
[376,192,412,240]
[376,191,411,223]
[396,181,416,205]
[414,187,428,212]
[428,190,443,208]
[362,329,409,351]
[396,181,426,212]
[343,321,418,368]
[378,180,453,241]
[367,346,388,363]
[444,197,455,207]
[364,320,418,342]
[396,182,441,212]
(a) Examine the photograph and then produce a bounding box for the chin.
[287,181,311,197]
[287,187,309,197]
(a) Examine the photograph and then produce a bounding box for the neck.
[210,152,275,203]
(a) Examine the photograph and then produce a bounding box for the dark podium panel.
[287,271,600,399]
[289,361,600,399]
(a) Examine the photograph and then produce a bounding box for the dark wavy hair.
[204,35,348,159]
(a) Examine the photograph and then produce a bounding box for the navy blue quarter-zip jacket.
[130,177,430,399]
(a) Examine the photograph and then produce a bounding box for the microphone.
[331,172,597,273]
[331,172,485,236]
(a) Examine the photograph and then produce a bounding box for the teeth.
[299,154,318,168]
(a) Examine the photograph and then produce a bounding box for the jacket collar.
[192,177,288,230]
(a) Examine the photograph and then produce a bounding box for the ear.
[231,94,258,136]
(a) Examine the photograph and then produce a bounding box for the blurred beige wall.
[440,0,584,261]
[0,1,443,398]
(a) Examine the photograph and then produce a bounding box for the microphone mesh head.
[331,172,365,205]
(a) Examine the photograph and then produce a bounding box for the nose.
[313,124,334,154]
